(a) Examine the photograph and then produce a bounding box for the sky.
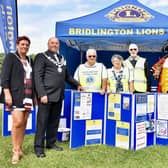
[1,0,168,54]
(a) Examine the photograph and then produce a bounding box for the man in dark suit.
[34,37,82,158]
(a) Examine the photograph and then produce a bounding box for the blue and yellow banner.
[0,0,18,53]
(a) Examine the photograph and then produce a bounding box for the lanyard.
[112,70,123,81]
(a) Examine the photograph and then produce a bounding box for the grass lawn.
[1,111,168,168]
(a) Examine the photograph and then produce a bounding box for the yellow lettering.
[100,29,107,35]
[126,29,133,35]
[69,28,75,35]
[145,29,152,35]
[68,28,165,36]
[107,29,113,35]
[125,10,131,17]
[76,28,81,35]
[159,29,165,35]
[85,29,91,35]
[136,29,141,35]
[114,29,120,35]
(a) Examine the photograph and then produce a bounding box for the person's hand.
[100,89,105,95]
[106,89,111,95]
[77,85,84,91]
[40,95,48,104]
[5,93,12,111]
[153,69,160,79]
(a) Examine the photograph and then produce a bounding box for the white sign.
[158,94,168,120]
[136,122,146,150]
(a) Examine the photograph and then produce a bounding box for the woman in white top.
[107,54,134,93]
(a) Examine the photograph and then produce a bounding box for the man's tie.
[131,59,137,67]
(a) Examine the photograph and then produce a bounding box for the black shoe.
[35,151,46,158]
[46,144,63,151]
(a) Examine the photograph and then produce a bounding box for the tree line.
[0,53,36,76]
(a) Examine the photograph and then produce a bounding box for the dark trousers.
[34,99,62,151]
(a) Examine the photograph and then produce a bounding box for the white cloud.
[18,0,98,8]
[17,9,94,53]
[17,0,70,6]
[140,0,168,15]
[141,0,168,8]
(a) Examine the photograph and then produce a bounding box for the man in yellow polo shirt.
[74,48,107,94]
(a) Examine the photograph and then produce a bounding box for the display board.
[70,92,158,150]
[2,105,36,136]
[156,94,168,145]
[105,93,133,150]
[70,91,105,149]
[134,93,156,150]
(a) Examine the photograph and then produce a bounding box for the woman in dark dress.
[1,36,33,164]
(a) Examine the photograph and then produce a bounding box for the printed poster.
[136,94,147,116]
[116,121,130,149]
[123,96,130,110]
[85,120,102,145]
[136,122,147,150]
[74,92,92,120]
[158,94,168,120]
[147,95,155,113]
[156,120,168,138]
[108,94,121,120]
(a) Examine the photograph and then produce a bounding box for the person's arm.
[144,61,151,92]
[65,67,82,90]
[106,79,111,94]
[34,54,47,100]
[1,54,13,109]
[73,66,79,81]
[129,81,134,93]
[3,88,12,110]
[100,78,107,95]
[100,64,107,95]
[128,67,134,93]
[152,57,165,79]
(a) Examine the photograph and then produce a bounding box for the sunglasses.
[130,48,137,51]
[88,55,96,58]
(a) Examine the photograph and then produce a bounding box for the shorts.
[12,106,25,111]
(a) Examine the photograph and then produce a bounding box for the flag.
[0,6,7,52]
[0,0,18,53]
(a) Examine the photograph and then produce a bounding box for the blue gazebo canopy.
[56,0,168,51]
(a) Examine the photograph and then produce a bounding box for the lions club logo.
[86,76,94,84]
[105,4,154,22]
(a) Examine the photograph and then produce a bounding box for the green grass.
[1,111,168,168]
